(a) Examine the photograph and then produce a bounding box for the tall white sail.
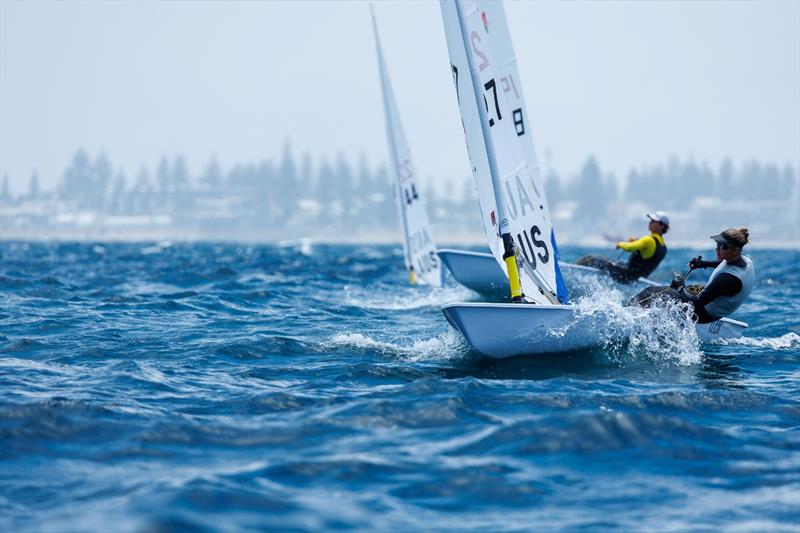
[439,0,562,304]
[371,9,442,287]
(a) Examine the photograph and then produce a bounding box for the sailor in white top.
[677,227,755,323]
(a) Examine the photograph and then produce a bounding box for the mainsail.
[371,8,442,287]
[439,0,564,304]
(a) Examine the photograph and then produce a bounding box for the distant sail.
[371,8,442,287]
[439,0,561,304]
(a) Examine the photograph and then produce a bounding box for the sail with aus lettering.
[439,0,562,304]
[371,7,442,287]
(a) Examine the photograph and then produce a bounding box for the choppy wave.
[341,284,476,311]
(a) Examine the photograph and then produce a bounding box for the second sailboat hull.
[438,248,507,294]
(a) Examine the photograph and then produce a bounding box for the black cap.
[710,231,742,248]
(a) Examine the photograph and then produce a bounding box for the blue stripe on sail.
[551,228,569,304]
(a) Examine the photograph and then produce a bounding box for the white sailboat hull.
[438,248,659,294]
[442,302,748,359]
[438,248,507,293]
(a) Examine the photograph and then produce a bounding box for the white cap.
[647,211,670,226]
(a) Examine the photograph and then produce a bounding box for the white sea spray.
[564,275,703,365]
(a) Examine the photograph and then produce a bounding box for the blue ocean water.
[1,241,798,532]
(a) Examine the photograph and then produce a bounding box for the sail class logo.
[491,211,496,225]
[481,11,490,33]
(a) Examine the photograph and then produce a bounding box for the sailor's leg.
[575,256,639,283]
[575,255,597,267]
[602,261,639,284]
[575,255,612,270]
[627,286,683,307]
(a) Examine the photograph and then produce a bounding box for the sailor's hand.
[670,274,685,290]
[688,256,702,270]
[676,286,689,301]
[628,237,636,242]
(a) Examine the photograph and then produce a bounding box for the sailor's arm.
[688,256,721,270]
[616,235,655,257]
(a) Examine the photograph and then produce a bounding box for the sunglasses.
[716,243,736,251]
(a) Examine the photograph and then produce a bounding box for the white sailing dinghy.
[372,8,442,287]
[438,0,746,358]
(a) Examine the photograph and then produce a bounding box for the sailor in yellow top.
[576,211,669,283]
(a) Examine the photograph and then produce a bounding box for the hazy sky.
[1,0,798,193]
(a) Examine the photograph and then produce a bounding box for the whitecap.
[119,280,184,296]
[278,238,313,256]
[237,272,284,284]
[710,332,800,350]
[323,329,470,362]
[140,245,163,255]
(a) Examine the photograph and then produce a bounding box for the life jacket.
[704,255,754,319]
[627,233,667,278]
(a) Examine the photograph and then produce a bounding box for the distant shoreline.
[2,230,798,250]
